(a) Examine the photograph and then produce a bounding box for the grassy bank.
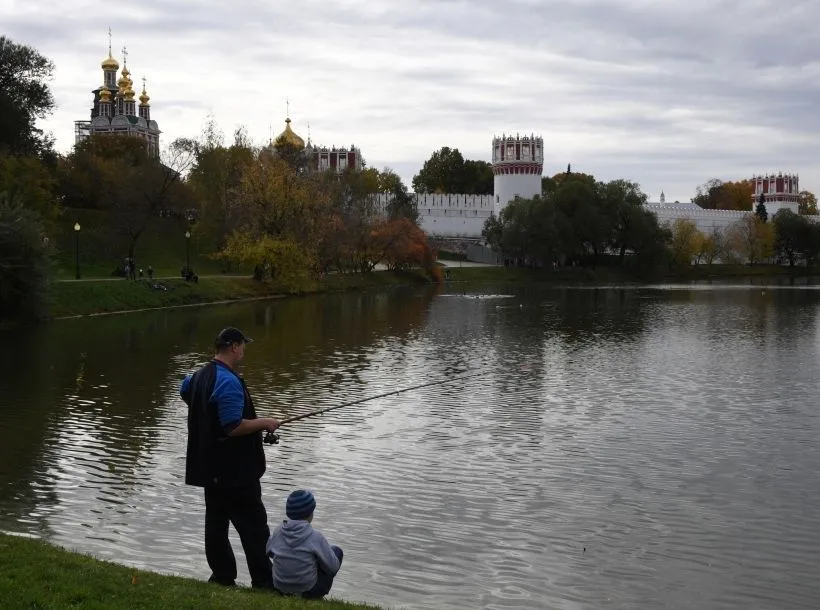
[48,270,432,319]
[39,263,820,321]
[0,533,376,610]
[51,209,240,280]
[443,264,820,285]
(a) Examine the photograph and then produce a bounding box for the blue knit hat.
[286,490,316,520]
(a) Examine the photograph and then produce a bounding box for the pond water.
[1,282,819,609]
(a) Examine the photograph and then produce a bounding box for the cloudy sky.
[4,0,819,202]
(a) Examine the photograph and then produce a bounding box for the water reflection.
[1,284,819,609]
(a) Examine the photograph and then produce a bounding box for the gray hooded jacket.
[265,519,341,593]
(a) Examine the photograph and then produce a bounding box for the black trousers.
[203,480,273,588]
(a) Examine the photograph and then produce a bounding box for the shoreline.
[5,264,819,327]
[0,533,377,610]
[41,269,433,322]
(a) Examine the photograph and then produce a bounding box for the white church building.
[376,133,816,240]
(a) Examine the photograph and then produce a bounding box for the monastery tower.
[74,29,160,156]
[492,134,544,216]
[751,173,800,216]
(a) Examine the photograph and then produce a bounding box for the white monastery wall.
[645,204,751,234]
[374,193,494,237]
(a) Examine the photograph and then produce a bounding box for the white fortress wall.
[373,196,820,240]
[374,193,494,237]
[645,204,751,234]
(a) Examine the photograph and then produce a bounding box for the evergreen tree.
[755,192,768,223]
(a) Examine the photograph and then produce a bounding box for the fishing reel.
[263,431,280,445]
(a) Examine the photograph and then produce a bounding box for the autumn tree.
[726,215,774,264]
[371,218,435,272]
[313,166,380,272]
[221,154,328,285]
[693,179,753,211]
[0,36,55,159]
[669,219,700,267]
[695,230,723,265]
[799,190,818,215]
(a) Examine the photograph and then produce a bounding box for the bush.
[0,192,52,321]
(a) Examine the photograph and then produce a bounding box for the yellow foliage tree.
[726,215,774,264]
[669,219,700,266]
[695,231,722,265]
[221,231,316,292]
[219,155,328,284]
[799,191,818,215]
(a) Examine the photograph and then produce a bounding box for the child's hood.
[278,519,314,547]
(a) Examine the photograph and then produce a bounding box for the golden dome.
[139,87,150,105]
[124,86,136,101]
[275,118,305,149]
[99,85,112,103]
[101,53,119,71]
[117,73,129,94]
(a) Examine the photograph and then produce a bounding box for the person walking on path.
[180,327,281,588]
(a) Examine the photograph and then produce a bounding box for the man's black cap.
[215,327,254,348]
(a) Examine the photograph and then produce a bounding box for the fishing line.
[263,364,491,444]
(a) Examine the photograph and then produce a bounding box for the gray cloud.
[3,0,819,201]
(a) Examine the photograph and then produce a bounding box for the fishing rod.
[262,365,490,445]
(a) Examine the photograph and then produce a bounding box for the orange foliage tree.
[370,218,438,277]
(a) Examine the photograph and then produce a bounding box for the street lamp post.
[185,230,191,272]
[74,222,81,280]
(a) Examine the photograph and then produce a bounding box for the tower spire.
[107,27,112,56]
[122,44,128,67]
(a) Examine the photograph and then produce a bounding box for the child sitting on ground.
[266,489,343,599]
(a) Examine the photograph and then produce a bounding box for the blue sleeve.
[212,369,245,433]
[180,375,192,404]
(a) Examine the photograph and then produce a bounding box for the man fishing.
[180,327,281,589]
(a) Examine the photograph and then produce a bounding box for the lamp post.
[74,222,81,280]
[185,230,191,271]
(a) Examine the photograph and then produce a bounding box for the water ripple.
[0,286,818,609]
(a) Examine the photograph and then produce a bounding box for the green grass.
[51,209,244,280]
[0,533,378,610]
[48,270,433,319]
